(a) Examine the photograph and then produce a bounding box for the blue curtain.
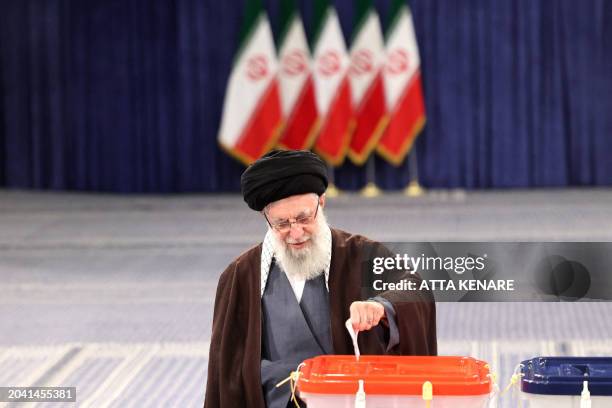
[1,0,611,192]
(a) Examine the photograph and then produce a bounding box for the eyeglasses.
[263,201,320,233]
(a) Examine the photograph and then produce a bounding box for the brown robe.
[204,228,437,408]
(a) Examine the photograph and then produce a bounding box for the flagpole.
[360,156,382,197]
[326,164,340,197]
[404,149,425,197]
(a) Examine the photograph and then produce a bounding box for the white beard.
[270,211,330,281]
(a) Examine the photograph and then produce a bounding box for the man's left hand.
[349,301,385,332]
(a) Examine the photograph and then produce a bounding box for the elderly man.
[204,150,436,408]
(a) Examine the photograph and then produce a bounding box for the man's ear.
[319,193,326,209]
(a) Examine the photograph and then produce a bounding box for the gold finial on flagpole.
[326,182,340,197]
[360,156,383,197]
[404,149,426,197]
[360,182,382,197]
[326,164,341,197]
[404,179,425,197]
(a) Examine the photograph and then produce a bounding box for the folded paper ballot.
[345,318,360,360]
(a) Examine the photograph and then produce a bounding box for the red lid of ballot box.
[297,355,492,396]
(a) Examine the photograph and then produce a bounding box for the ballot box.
[297,355,493,408]
[520,357,612,408]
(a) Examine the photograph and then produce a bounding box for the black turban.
[240,150,328,211]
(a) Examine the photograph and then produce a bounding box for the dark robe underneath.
[260,262,332,407]
[204,228,437,408]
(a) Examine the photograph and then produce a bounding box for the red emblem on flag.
[349,49,374,76]
[282,50,307,76]
[246,55,269,81]
[385,49,410,75]
[317,50,341,77]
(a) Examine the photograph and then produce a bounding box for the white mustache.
[285,236,310,245]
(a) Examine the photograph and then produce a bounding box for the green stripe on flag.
[235,0,264,62]
[277,0,297,49]
[310,0,330,49]
[384,0,405,40]
[351,0,373,43]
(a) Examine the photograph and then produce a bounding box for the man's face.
[264,193,325,253]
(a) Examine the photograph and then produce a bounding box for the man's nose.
[288,223,304,239]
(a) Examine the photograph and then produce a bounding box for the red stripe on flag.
[348,71,388,165]
[314,75,354,166]
[377,72,426,165]
[277,76,319,150]
[232,80,283,164]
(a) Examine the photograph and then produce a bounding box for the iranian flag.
[275,0,319,151]
[217,0,283,165]
[377,0,426,165]
[347,0,388,165]
[311,0,353,166]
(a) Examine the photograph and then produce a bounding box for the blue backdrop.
[1,0,611,192]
